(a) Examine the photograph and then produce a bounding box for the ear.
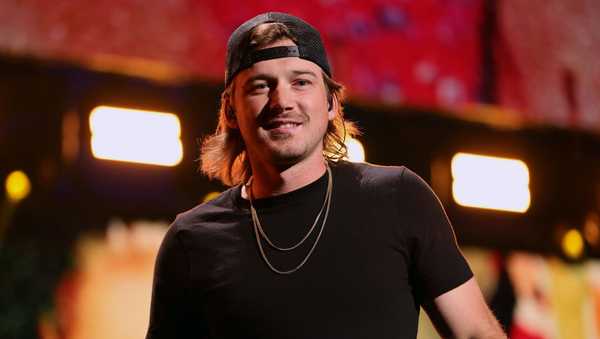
[225,107,238,129]
[327,95,337,121]
[223,95,239,129]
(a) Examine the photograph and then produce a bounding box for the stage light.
[345,137,365,163]
[89,106,183,167]
[451,152,530,213]
[5,170,31,203]
[561,229,584,260]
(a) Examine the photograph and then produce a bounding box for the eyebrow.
[290,70,318,78]
[242,74,266,83]
[241,69,319,89]
[245,69,318,82]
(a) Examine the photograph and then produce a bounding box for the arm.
[146,223,203,339]
[424,277,507,339]
[396,168,506,338]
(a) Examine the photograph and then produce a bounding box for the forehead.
[233,57,325,95]
[247,56,322,77]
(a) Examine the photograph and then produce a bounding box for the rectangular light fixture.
[451,152,530,213]
[89,106,183,167]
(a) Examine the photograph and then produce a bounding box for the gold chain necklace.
[246,164,333,274]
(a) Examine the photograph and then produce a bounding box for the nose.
[268,84,293,113]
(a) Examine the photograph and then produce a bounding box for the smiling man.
[146,12,507,339]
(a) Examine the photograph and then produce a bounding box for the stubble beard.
[267,134,308,166]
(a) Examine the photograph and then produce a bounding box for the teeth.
[270,122,299,128]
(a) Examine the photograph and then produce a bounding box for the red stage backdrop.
[0,0,483,108]
[495,0,600,131]
[2,0,600,132]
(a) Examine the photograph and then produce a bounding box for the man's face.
[231,40,334,168]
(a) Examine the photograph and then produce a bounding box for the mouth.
[263,120,303,130]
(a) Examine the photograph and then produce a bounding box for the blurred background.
[1,0,600,338]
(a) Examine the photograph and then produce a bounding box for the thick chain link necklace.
[246,164,333,274]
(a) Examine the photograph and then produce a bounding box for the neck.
[243,155,328,200]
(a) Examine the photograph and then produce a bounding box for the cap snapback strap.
[240,46,300,69]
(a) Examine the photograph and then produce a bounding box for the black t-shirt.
[146,161,473,339]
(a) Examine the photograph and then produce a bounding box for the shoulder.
[332,160,408,189]
[333,161,442,215]
[333,161,434,197]
[171,185,241,233]
[156,186,243,263]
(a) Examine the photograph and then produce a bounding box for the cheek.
[233,96,264,124]
[239,98,268,123]
[237,115,258,137]
[245,95,267,109]
[302,92,329,116]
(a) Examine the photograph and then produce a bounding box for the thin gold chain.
[247,164,333,274]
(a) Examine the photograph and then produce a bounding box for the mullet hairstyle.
[200,22,359,186]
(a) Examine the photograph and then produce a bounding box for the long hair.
[200,23,359,186]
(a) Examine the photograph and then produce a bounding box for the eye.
[294,78,312,87]
[248,82,269,94]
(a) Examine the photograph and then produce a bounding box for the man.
[146,12,506,339]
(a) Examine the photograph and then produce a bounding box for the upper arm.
[397,168,473,301]
[395,168,505,337]
[424,277,507,339]
[146,224,201,339]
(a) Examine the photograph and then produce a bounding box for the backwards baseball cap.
[225,12,331,86]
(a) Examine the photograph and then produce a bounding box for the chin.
[262,138,322,166]
[266,145,307,165]
[271,151,305,166]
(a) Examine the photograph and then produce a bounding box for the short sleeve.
[397,168,473,303]
[146,220,203,339]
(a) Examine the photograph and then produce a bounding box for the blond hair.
[200,23,359,186]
